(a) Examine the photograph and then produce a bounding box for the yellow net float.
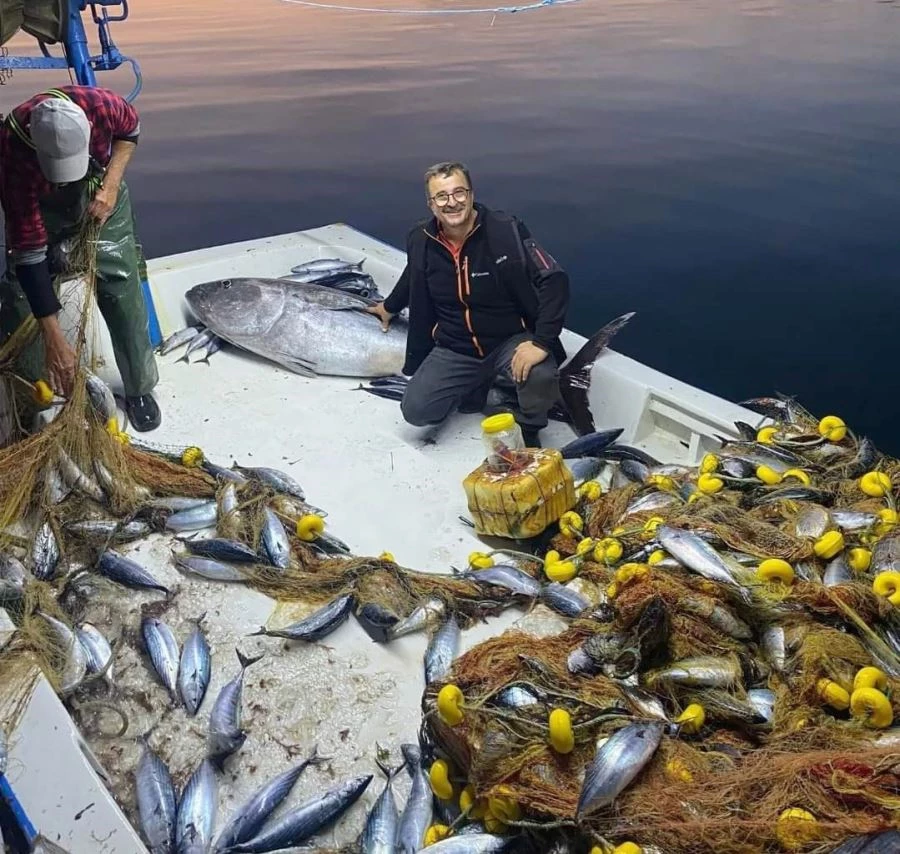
[437,684,465,726]
[379,551,396,563]
[756,465,783,485]
[428,760,454,801]
[848,547,872,572]
[816,678,850,711]
[483,814,508,834]
[646,473,676,491]
[873,571,900,606]
[559,510,583,538]
[459,785,487,819]
[593,537,623,563]
[486,787,521,824]
[296,514,325,541]
[813,530,844,559]
[577,480,602,501]
[697,473,724,494]
[859,471,892,497]
[648,549,666,565]
[548,708,574,754]
[853,666,888,693]
[181,446,204,468]
[641,516,665,539]
[850,687,894,728]
[612,845,643,854]
[776,808,820,851]
[817,415,847,442]
[876,508,898,537]
[757,426,778,444]
[32,379,54,407]
[757,558,795,585]
[699,453,719,473]
[468,551,494,569]
[423,824,451,845]
[665,757,693,783]
[675,703,705,734]
[614,563,649,584]
[781,468,811,485]
[545,557,578,584]
[575,537,595,556]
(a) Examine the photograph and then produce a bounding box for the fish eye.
[222,280,232,289]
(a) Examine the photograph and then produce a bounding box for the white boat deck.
[1,224,764,852]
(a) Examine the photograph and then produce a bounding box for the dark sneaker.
[125,394,161,432]
[521,427,542,448]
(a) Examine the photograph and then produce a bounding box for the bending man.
[0,85,160,431]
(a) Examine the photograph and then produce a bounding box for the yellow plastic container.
[463,447,576,539]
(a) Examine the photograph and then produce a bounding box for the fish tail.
[559,311,635,436]
[374,752,406,781]
[246,627,269,637]
[236,648,264,670]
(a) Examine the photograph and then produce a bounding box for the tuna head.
[185,278,286,338]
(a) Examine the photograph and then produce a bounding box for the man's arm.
[518,221,570,352]
[383,263,410,315]
[87,139,137,224]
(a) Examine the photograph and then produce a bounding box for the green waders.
[0,174,159,405]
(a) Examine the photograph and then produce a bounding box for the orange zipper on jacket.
[426,223,484,357]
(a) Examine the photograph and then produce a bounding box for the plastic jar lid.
[481,413,516,434]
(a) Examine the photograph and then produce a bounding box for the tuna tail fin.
[559,312,635,437]
[236,648,265,670]
[374,750,406,782]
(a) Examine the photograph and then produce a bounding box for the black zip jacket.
[384,203,570,376]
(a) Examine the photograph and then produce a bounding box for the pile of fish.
[280,256,385,302]
[8,350,900,853]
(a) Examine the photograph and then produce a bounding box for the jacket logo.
[471,271,490,278]
[495,255,508,264]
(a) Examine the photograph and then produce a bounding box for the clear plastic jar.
[481,413,524,471]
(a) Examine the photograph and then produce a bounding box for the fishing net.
[4,223,900,852]
[414,428,900,852]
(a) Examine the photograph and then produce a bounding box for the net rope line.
[279,0,581,15]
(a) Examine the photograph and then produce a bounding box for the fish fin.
[374,752,406,781]
[175,353,191,364]
[559,312,635,436]
[273,353,318,377]
[236,648,265,669]
[246,626,269,637]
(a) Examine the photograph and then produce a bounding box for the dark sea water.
[3,0,900,450]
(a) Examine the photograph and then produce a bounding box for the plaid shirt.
[0,85,140,254]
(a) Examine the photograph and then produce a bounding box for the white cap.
[30,98,91,184]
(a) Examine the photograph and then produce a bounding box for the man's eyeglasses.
[430,188,470,207]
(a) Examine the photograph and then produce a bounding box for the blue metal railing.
[0,1,162,348]
[0,1,142,100]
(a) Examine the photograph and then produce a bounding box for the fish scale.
[141,617,181,700]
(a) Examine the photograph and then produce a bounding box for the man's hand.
[43,324,77,397]
[365,302,395,333]
[510,340,548,384]
[87,180,119,225]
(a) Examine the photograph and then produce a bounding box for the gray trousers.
[400,334,559,430]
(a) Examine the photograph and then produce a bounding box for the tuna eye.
[222,280,232,289]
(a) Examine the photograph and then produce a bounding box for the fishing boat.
[0,4,759,851]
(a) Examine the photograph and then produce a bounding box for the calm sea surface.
[3,0,899,450]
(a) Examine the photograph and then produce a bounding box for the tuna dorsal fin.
[559,312,635,436]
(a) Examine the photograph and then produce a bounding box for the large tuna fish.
[184,278,407,378]
[185,277,634,436]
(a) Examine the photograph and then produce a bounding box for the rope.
[279,0,579,15]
